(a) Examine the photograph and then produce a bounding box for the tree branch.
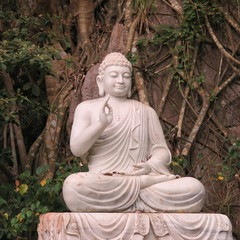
[3,124,7,149]
[126,12,142,53]
[124,0,133,29]
[214,72,237,95]
[2,71,27,170]
[205,15,240,66]
[227,60,240,76]
[45,95,71,179]
[132,48,150,105]
[125,6,149,105]
[219,6,240,34]
[177,41,200,135]
[9,123,18,172]
[0,162,17,178]
[44,81,74,179]
[181,72,237,157]
[164,0,183,15]
[176,87,189,139]
[26,130,45,171]
[207,111,228,137]
[181,93,210,156]
[157,72,173,116]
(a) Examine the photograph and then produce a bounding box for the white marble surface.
[38,212,233,240]
[38,53,234,239]
[63,53,205,213]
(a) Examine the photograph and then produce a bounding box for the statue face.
[101,65,131,98]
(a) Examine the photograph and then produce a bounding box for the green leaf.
[0,63,7,71]
[40,206,48,213]
[11,218,17,225]
[31,203,36,211]
[64,40,71,48]
[231,151,240,160]
[23,82,32,90]
[21,208,27,215]
[20,170,31,178]
[36,165,49,176]
[53,53,62,60]
[22,225,28,231]
[26,210,33,217]
[36,201,40,208]
[0,197,7,206]
[19,184,28,195]
[32,84,40,96]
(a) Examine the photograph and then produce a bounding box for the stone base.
[38,212,233,240]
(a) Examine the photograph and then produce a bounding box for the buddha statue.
[62,52,205,213]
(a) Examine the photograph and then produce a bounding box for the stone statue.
[62,52,205,213]
[38,53,233,240]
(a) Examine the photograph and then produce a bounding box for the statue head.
[97,52,132,98]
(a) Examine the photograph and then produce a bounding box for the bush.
[0,158,87,240]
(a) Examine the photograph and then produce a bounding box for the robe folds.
[63,100,205,212]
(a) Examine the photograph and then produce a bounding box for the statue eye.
[123,74,131,78]
[109,72,118,77]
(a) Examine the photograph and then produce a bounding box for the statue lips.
[114,85,125,90]
[113,84,127,95]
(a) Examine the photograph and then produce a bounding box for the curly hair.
[98,52,132,76]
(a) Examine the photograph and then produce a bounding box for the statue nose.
[117,76,124,83]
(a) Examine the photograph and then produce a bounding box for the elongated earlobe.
[99,87,105,97]
[127,86,132,98]
[96,76,105,97]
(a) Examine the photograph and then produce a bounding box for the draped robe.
[63,100,205,212]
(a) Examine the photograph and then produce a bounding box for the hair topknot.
[98,52,132,75]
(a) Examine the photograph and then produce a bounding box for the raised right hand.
[99,95,113,127]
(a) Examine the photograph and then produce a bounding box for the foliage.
[170,155,189,176]
[126,51,138,65]
[0,148,14,166]
[0,6,63,150]
[217,138,240,182]
[0,10,60,73]
[0,9,60,89]
[0,0,239,238]
[137,0,212,47]
[0,6,77,240]
[0,158,87,240]
[130,0,157,12]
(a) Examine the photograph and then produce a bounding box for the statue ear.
[96,75,105,97]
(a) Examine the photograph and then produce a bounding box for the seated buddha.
[62,52,205,213]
